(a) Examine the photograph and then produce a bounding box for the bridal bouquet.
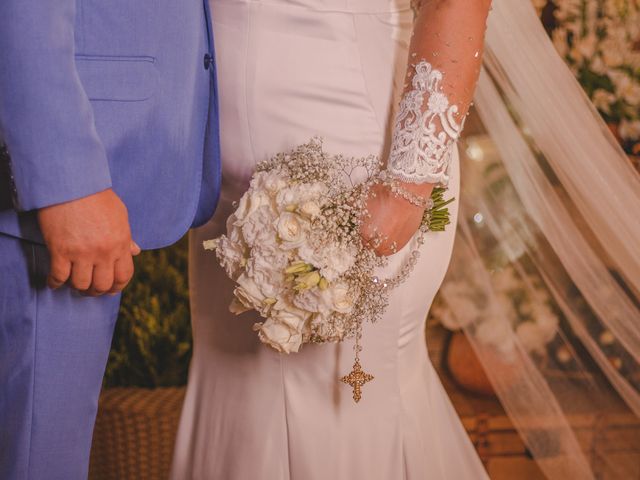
[205,139,452,401]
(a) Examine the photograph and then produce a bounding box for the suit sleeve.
[385,0,491,186]
[0,0,112,211]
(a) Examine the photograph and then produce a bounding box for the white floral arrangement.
[433,265,559,356]
[205,139,453,402]
[549,0,640,146]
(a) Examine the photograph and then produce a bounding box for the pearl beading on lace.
[386,60,464,186]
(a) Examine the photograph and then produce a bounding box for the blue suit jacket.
[0,0,221,249]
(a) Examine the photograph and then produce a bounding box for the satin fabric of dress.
[171,1,489,478]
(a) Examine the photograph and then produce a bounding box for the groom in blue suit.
[0,0,221,478]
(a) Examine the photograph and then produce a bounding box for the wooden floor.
[426,323,640,480]
[91,324,638,479]
[425,323,547,479]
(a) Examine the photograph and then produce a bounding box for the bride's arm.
[362,0,491,255]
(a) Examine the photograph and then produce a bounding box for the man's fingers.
[48,254,72,289]
[70,260,94,292]
[88,262,115,295]
[130,241,141,256]
[110,255,135,294]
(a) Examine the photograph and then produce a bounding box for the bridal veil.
[442,0,640,478]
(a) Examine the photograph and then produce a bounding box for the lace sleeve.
[386,0,491,185]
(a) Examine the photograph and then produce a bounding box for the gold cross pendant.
[340,360,374,403]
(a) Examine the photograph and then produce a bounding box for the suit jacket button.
[203,53,213,70]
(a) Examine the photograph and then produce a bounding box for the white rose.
[233,273,269,314]
[272,302,310,331]
[264,173,288,194]
[298,200,322,219]
[328,282,354,314]
[275,212,308,249]
[293,281,354,315]
[253,302,311,353]
[254,318,303,354]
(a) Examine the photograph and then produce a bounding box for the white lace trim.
[386,60,464,185]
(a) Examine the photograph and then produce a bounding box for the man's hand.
[37,189,141,296]
[360,182,434,256]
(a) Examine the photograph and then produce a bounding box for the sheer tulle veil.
[442,0,640,478]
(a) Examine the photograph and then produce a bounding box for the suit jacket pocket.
[75,55,158,102]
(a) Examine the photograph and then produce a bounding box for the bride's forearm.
[385,0,491,191]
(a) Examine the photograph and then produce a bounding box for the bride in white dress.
[172,0,491,478]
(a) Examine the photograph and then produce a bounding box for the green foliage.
[103,236,192,388]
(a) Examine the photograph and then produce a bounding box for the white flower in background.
[550,0,640,142]
[491,267,519,292]
[619,119,640,140]
[516,321,548,355]
[592,89,616,114]
[437,256,561,356]
[576,33,598,61]
[443,295,479,328]
[431,299,474,330]
[531,302,559,343]
[609,70,640,106]
[475,318,516,355]
[602,46,625,69]
[589,54,607,75]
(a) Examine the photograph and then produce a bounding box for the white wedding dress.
[171,0,490,478]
